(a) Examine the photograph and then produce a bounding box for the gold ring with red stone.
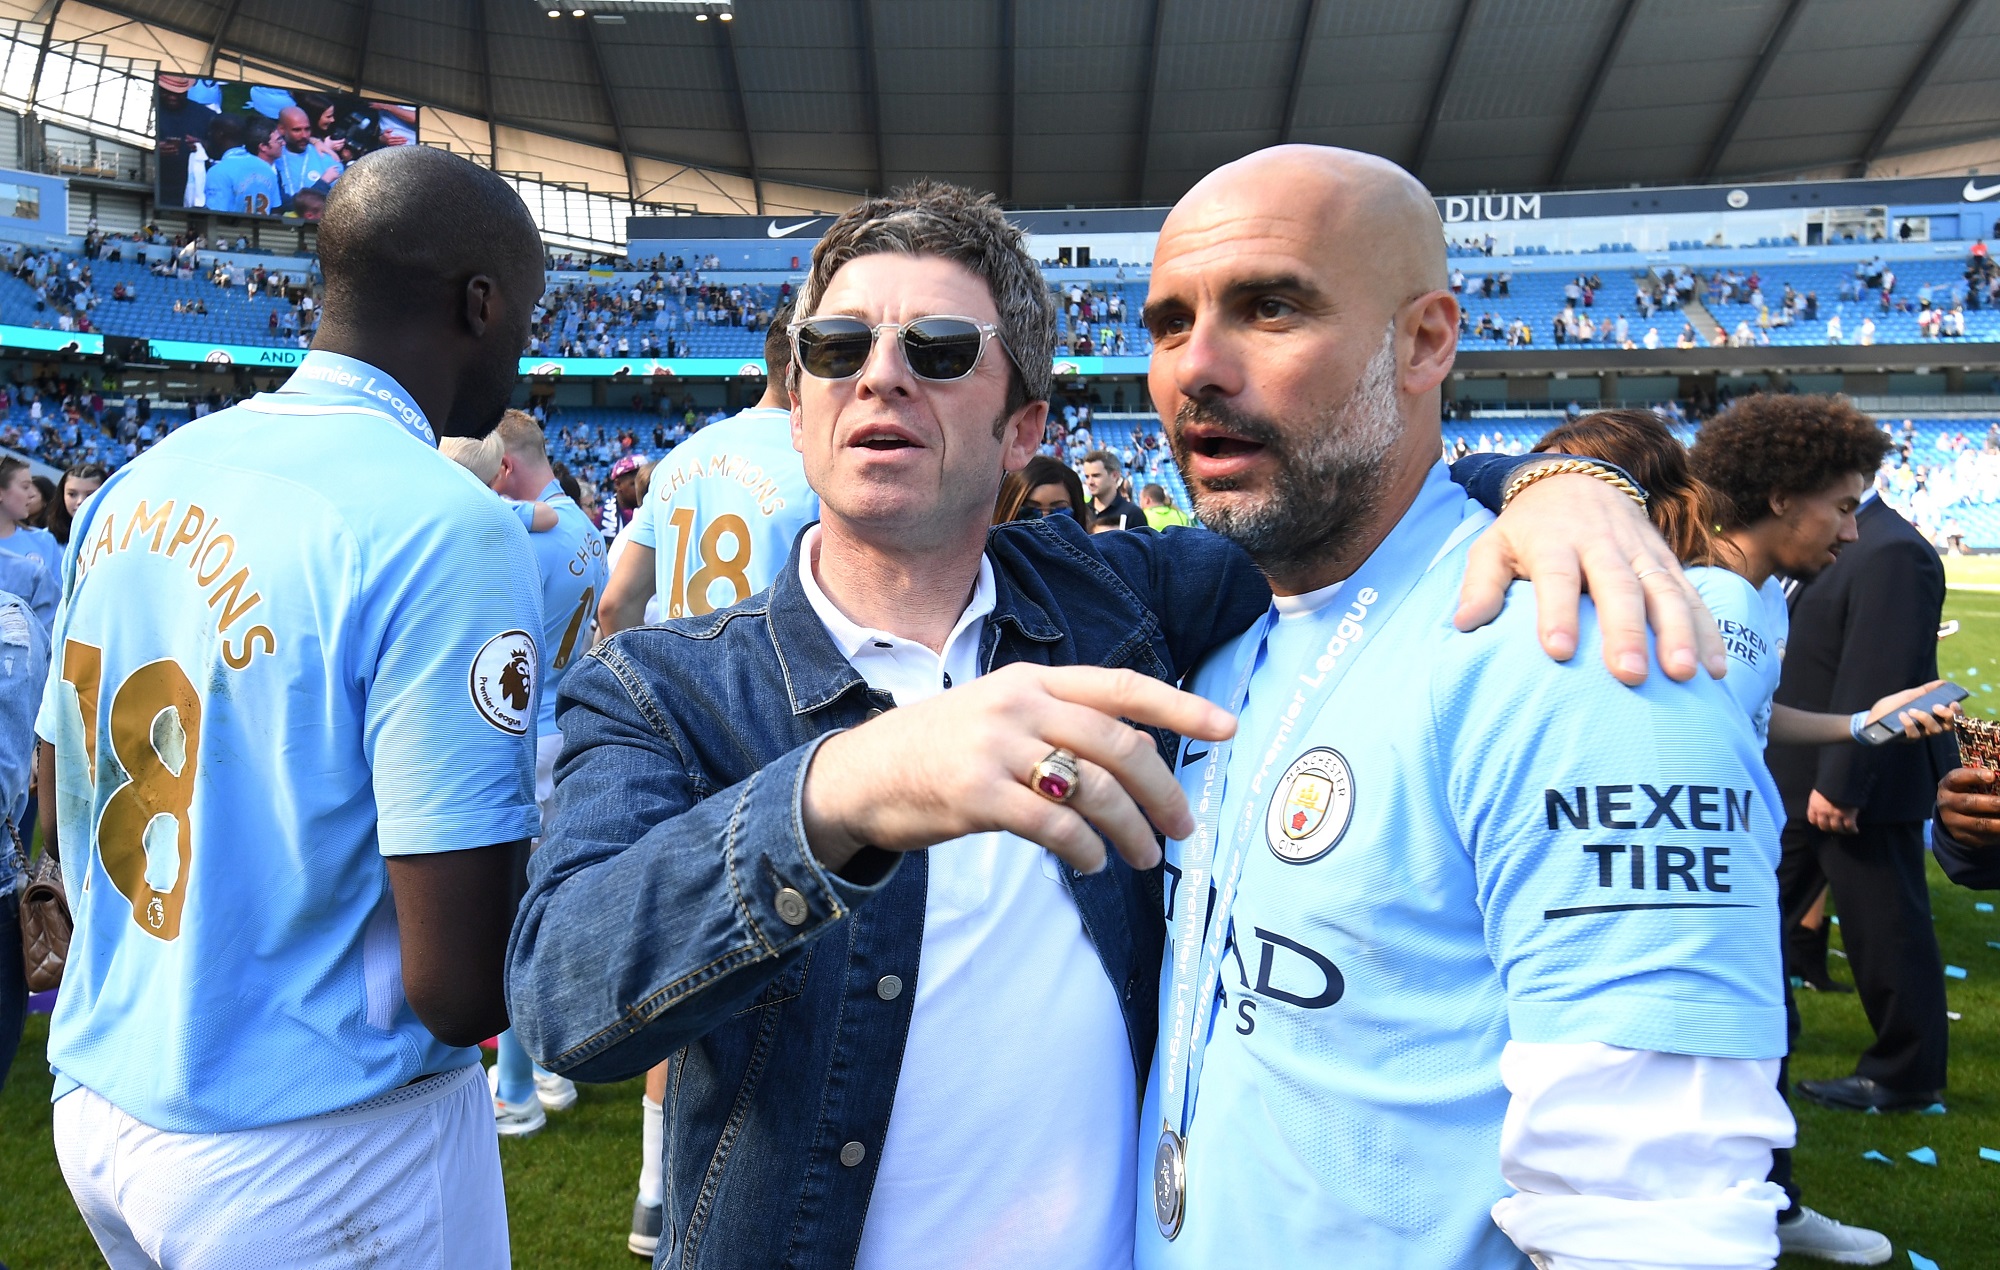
[1028,747,1081,803]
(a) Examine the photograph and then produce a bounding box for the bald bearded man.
[275,104,343,209]
[1137,147,1791,1270]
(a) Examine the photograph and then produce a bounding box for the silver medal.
[1153,1128,1186,1239]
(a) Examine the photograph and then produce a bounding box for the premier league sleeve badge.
[1265,747,1354,864]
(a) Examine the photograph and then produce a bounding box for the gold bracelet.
[1501,458,1649,512]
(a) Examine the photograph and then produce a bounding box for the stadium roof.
[80,0,2000,208]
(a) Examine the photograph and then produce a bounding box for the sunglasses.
[790,314,1017,383]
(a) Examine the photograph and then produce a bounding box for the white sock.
[637,1095,665,1208]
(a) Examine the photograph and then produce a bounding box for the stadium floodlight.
[541,1,735,12]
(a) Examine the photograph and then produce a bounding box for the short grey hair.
[794,181,1056,409]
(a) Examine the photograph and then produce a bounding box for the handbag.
[13,821,69,993]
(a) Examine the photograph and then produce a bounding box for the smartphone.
[1859,681,1969,745]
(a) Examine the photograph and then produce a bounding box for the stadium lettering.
[1545,785,1755,831]
[1581,843,1733,893]
[79,499,275,668]
[1438,193,1542,223]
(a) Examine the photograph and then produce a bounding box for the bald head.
[1144,145,1461,591]
[315,147,545,437]
[318,146,542,334]
[1164,145,1446,307]
[279,105,312,151]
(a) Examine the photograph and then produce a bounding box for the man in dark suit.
[1765,461,1956,1112]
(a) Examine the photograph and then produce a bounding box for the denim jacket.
[509,513,1272,1270]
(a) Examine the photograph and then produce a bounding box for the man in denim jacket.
[509,183,1717,1270]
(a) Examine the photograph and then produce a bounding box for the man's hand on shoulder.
[1938,767,2000,848]
[799,664,1235,877]
[1455,468,1725,688]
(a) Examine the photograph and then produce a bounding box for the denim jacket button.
[839,1140,866,1167]
[864,707,886,720]
[875,974,903,1001]
[774,887,810,926]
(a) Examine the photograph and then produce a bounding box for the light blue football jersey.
[272,143,342,203]
[1137,464,1784,1270]
[628,406,817,614]
[35,351,544,1133]
[525,479,608,736]
[202,146,281,217]
[1689,566,1789,745]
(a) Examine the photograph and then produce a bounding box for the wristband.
[1850,710,1872,744]
[1501,457,1650,513]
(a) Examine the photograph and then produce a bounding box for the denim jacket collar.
[765,522,1067,717]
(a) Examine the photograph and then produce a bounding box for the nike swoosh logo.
[1180,747,1209,769]
[1963,179,2000,201]
[767,218,821,238]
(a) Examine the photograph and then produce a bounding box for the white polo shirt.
[798,527,1135,1270]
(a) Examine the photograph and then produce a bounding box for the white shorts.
[536,730,562,834]
[54,1063,508,1270]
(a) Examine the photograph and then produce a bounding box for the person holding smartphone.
[1532,409,1954,750]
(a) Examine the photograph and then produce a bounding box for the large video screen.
[154,76,419,220]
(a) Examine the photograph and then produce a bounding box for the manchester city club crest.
[1264,747,1354,864]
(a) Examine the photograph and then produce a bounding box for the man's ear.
[463,275,497,338]
[1001,399,1048,472]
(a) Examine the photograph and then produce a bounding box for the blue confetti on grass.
[1831,915,1840,926]
[1909,1253,1940,1270]
[1863,1149,1894,1164]
[1988,941,2000,951]
[1978,902,1996,913]
[1920,1102,1949,1116]
[1980,1146,2000,1164]
[1946,965,1968,979]
[1907,1146,1938,1166]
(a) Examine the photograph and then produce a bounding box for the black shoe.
[1797,1075,1939,1113]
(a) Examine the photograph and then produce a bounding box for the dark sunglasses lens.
[901,318,985,380]
[797,320,873,378]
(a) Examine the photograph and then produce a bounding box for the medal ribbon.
[1160,465,1489,1146]
[240,350,438,447]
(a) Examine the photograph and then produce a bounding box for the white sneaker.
[488,1063,548,1137]
[1777,1207,1893,1265]
[534,1069,578,1112]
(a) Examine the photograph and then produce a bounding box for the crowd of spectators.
[528,269,789,360]
[1876,418,2000,552]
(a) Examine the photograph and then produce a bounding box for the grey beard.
[1173,330,1404,582]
